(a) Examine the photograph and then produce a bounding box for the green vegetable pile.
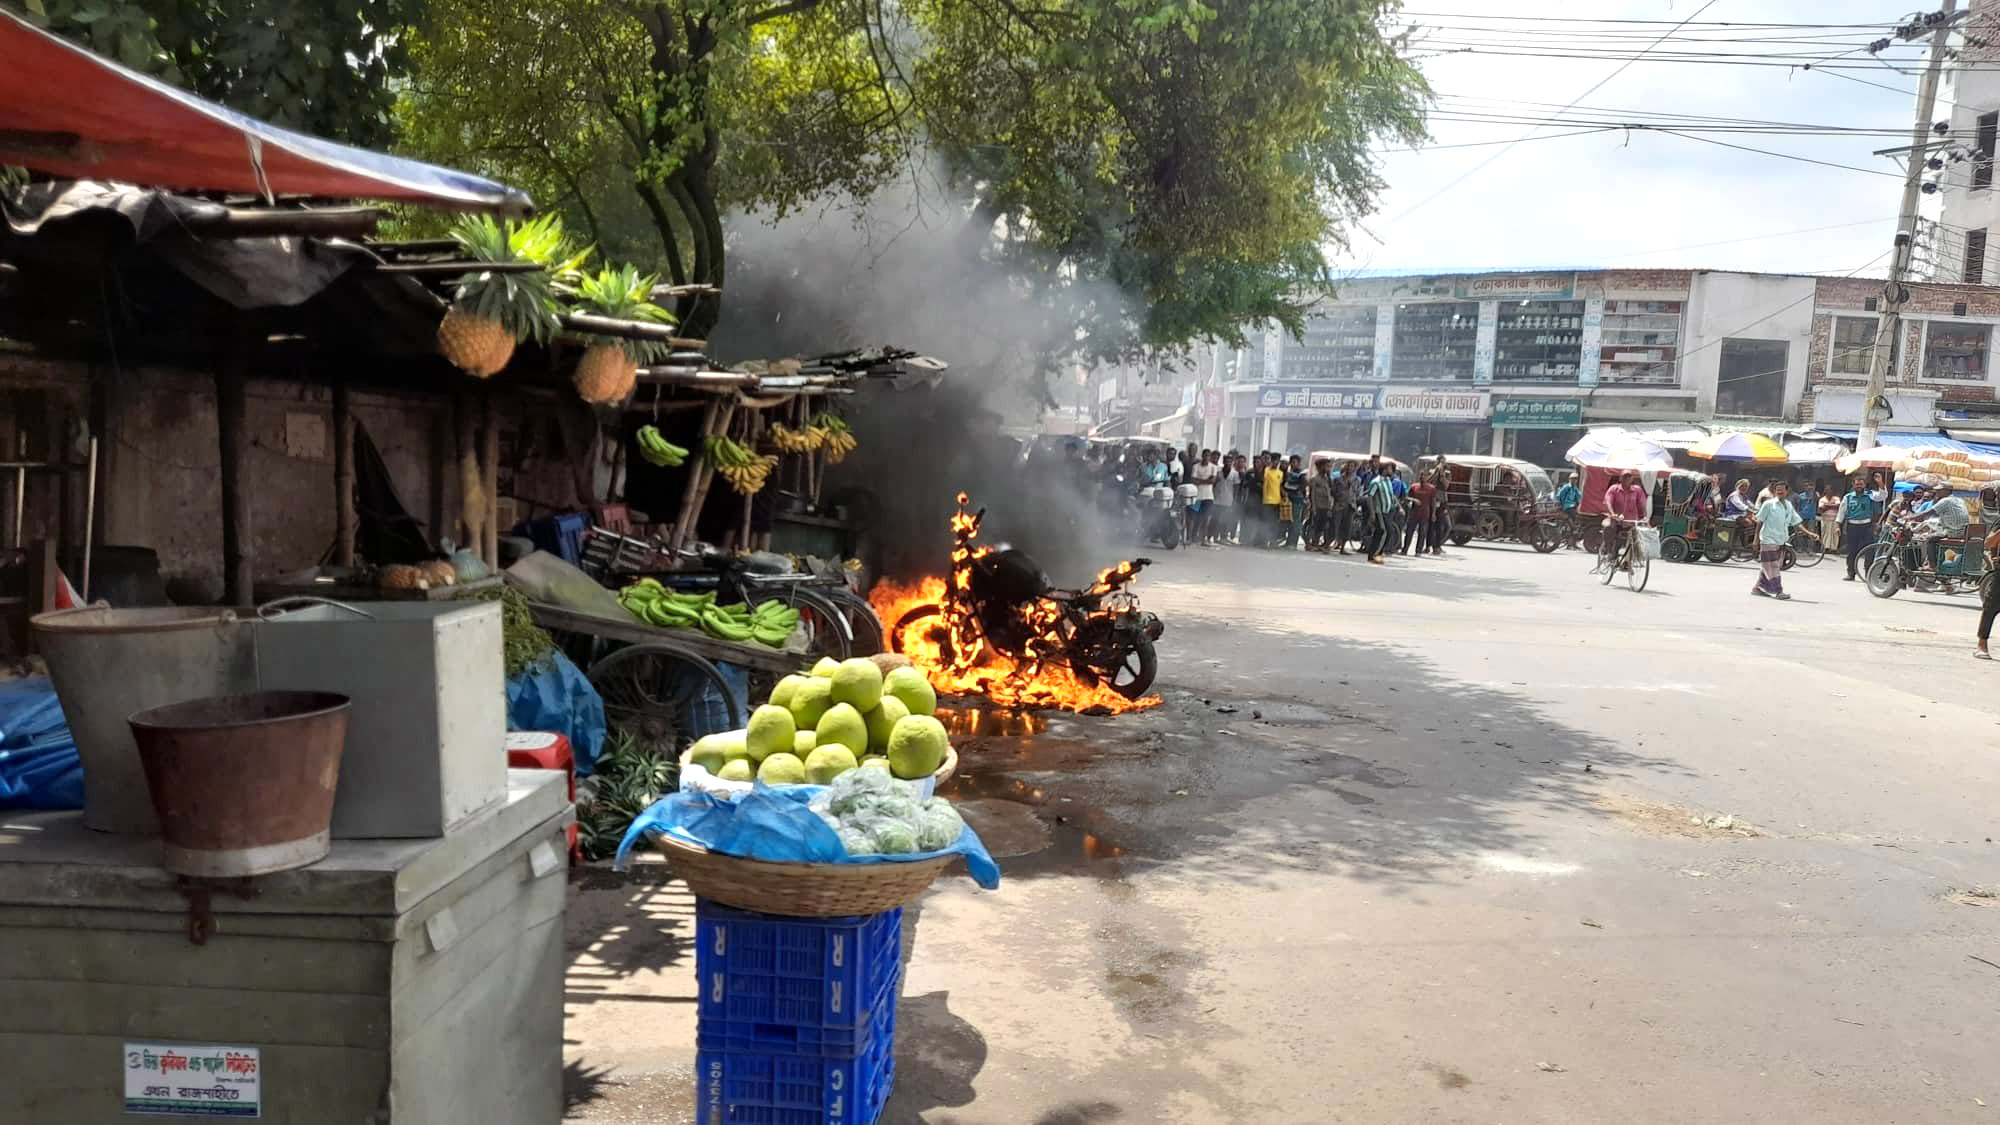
[807,768,965,856]
[463,585,557,678]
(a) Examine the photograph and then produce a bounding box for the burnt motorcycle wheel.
[890,604,952,663]
[1069,623,1158,699]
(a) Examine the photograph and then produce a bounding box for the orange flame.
[869,495,1161,714]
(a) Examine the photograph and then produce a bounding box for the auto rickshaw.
[1417,455,1564,552]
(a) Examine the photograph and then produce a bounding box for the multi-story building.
[1229,268,1822,466]
[1934,0,2000,285]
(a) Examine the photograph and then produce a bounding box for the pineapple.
[570,265,675,405]
[437,214,586,377]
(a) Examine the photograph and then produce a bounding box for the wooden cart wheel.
[588,643,742,750]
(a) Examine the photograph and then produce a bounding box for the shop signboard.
[1200,388,1224,418]
[1372,305,1396,379]
[125,1044,261,1117]
[1473,302,1498,385]
[1455,273,1575,301]
[1376,387,1490,421]
[1254,384,1379,419]
[1492,398,1583,428]
[1577,296,1605,387]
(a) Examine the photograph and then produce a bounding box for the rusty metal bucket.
[127,691,350,878]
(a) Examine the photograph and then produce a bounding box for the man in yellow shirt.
[1261,454,1285,548]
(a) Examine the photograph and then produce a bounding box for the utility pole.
[1861,1,1961,450]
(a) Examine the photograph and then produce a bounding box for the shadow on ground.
[937,605,1684,896]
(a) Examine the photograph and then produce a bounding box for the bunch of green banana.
[703,434,778,495]
[616,580,799,647]
[617,579,713,628]
[636,426,688,467]
[812,413,857,463]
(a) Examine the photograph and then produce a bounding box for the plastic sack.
[0,677,84,811]
[503,550,628,622]
[505,649,606,776]
[614,782,1001,890]
[1636,526,1662,560]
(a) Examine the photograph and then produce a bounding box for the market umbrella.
[1564,428,1636,464]
[1833,445,1907,474]
[1687,432,1789,463]
[1575,439,1674,472]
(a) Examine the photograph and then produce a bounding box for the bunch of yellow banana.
[703,435,778,494]
[768,423,824,453]
[636,425,688,467]
[813,413,858,463]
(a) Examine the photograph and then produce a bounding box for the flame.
[869,495,1161,714]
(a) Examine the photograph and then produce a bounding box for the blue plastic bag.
[0,677,84,811]
[504,650,606,776]
[615,783,1001,890]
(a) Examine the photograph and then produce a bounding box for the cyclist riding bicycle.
[1601,469,1648,569]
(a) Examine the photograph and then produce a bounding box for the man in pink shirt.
[1602,470,1649,567]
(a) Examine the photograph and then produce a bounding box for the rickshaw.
[1416,454,1564,552]
[1864,482,1996,599]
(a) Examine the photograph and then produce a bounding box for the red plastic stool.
[506,731,579,863]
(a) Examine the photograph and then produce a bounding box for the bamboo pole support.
[333,382,356,566]
[481,396,500,569]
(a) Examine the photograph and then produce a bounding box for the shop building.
[1801,275,2000,441]
[1215,267,1921,466]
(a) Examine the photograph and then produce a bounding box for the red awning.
[0,10,530,214]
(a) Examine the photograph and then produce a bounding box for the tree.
[399,0,1426,353]
[5,0,421,147]
[402,0,904,337]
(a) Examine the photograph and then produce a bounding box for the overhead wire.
[1379,0,1726,229]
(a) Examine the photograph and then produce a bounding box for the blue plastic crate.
[696,986,896,1125]
[695,901,902,1053]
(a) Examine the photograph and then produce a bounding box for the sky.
[1351,1,1960,279]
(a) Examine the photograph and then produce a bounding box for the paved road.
[564,538,2000,1124]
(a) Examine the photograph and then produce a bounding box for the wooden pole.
[215,356,251,605]
[671,398,734,552]
[455,394,482,552]
[739,410,757,549]
[481,396,500,569]
[332,383,356,566]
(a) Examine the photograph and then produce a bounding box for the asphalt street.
[564,536,2000,1124]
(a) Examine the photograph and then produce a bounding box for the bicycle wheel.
[747,585,852,662]
[588,642,742,750]
[1789,531,1825,568]
[1598,539,1617,584]
[1626,550,1650,592]
[822,587,885,656]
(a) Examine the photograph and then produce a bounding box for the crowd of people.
[1070,440,1459,565]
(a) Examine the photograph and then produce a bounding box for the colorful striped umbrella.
[1687,432,1789,463]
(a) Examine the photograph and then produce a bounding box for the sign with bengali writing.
[1454,273,1575,301]
[1491,398,1583,429]
[1200,388,1224,418]
[1376,387,1491,422]
[125,1044,261,1118]
[1254,384,1379,420]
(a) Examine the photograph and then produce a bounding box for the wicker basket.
[653,832,955,917]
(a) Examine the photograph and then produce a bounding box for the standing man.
[1211,450,1239,545]
[1189,449,1218,545]
[1753,481,1803,600]
[1262,453,1287,548]
[1363,465,1398,563]
[1282,454,1308,548]
[1404,470,1439,555]
[1839,474,1877,580]
[1305,458,1335,552]
[1555,473,1582,515]
[1331,462,1359,554]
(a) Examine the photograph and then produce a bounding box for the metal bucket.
[128,691,350,878]
[32,606,257,834]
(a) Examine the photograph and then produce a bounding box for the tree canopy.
[401,0,1427,352]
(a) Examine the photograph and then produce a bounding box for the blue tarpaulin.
[505,651,605,777]
[1811,429,2000,456]
[0,677,83,811]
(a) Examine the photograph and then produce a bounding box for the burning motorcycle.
[888,495,1164,701]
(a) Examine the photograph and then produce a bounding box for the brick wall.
[1599,269,1693,292]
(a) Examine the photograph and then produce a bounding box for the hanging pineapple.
[436,214,583,377]
[570,265,675,405]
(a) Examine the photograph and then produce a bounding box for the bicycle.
[1594,518,1650,592]
[1787,527,1825,568]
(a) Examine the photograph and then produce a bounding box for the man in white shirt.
[1213,453,1241,544]
[1190,450,1219,545]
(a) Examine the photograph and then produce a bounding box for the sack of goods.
[1637,527,1663,560]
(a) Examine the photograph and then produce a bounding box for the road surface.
[564,537,2000,1124]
